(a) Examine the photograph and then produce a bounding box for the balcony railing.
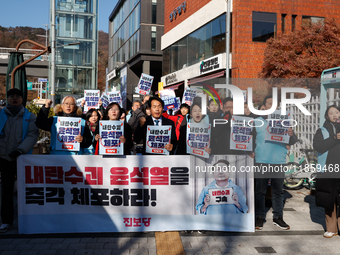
[0,47,49,61]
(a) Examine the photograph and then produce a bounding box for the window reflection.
[163,14,226,75]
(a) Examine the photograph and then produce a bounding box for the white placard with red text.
[107,91,123,108]
[186,122,211,158]
[146,125,171,155]
[264,110,291,144]
[182,88,197,106]
[208,188,234,205]
[84,90,100,112]
[135,73,154,95]
[230,116,253,151]
[56,117,81,152]
[99,120,124,155]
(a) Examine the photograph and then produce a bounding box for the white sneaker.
[323,231,338,238]
[0,224,11,233]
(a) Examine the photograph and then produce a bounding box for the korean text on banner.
[76,97,84,108]
[84,90,100,112]
[108,91,122,108]
[264,110,291,144]
[230,116,253,151]
[186,122,211,158]
[17,155,254,234]
[135,73,154,95]
[146,125,172,155]
[56,117,81,151]
[99,120,124,155]
[159,89,178,111]
[182,88,197,106]
[101,93,109,108]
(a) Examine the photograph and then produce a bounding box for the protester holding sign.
[0,89,39,232]
[83,109,101,155]
[177,98,210,155]
[196,160,248,215]
[252,95,297,230]
[162,103,189,140]
[313,105,340,238]
[94,102,132,155]
[36,97,92,154]
[134,97,177,155]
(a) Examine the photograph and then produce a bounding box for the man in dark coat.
[134,96,177,155]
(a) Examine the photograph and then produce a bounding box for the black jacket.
[313,119,340,211]
[134,115,177,155]
[36,105,92,149]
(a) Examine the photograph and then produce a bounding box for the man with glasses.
[0,89,39,232]
[134,96,177,155]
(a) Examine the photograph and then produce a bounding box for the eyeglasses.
[64,103,76,106]
[109,108,119,112]
[8,95,22,98]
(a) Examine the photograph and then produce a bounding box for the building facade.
[108,0,164,109]
[50,0,98,102]
[161,0,340,94]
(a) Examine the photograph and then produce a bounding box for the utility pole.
[225,0,231,97]
[51,0,56,106]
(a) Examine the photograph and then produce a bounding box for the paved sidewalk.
[1,187,337,255]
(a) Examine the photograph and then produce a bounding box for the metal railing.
[287,92,340,157]
[0,47,49,61]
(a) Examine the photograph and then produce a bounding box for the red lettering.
[193,149,203,155]
[236,144,246,149]
[271,136,283,141]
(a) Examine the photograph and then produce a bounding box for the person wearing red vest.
[0,89,39,232]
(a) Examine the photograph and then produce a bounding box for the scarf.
[6,104,23,116]
[88,122,97,132]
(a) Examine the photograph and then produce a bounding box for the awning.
[188,70,225,86]
[155,81,184,95]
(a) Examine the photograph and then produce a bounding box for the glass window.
[170,43,179,72]
[66,16,71,31]
[163,47,170,75]
[302,16,325,27]
[151,26,156,51]
[188,30,200,66]
[177,37,187,70]
[281,14,286,34]
[252,12,277,42]
[211,14,226,55]
[152,0,157,24]
[292,15,297,32]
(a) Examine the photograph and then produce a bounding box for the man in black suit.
[134,96,177,155]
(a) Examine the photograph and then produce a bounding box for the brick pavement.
[1,188,339,255]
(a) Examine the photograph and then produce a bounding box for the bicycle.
[284,146,317,189]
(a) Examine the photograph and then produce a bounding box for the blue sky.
[0,0,117,33]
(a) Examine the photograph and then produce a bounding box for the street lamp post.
[51,0,56,106]
[226,0,231,96]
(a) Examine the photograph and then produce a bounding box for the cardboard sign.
[108,91,122,108]
[56,117,81,151]
[230,116,253,151]
[84,90,100,112]
[146,125,172,155]
[76,97,84,108]
[186,122,211,158]
[100,93,110,108]
[99,120,124,155]
[208,188,234,205]
[265,110,291,144]
[135,73,154,95]
[182,88,197,106]
[159,89,178,111]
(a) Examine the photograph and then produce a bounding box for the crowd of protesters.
[1,88,339,238]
